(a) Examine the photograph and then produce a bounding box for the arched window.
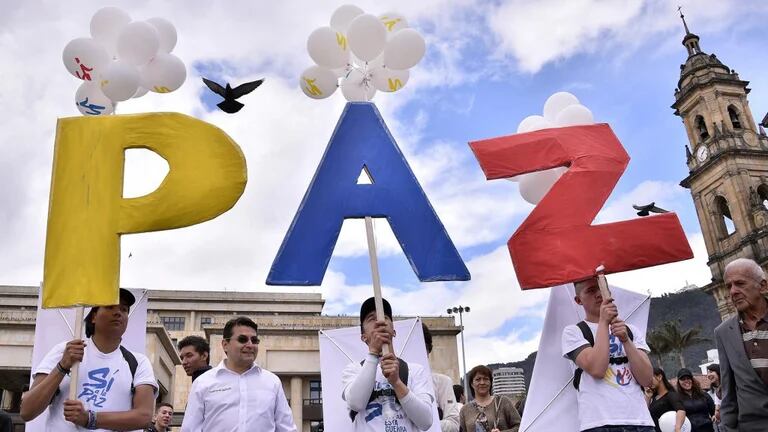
[695,115,709,140]
[758,184,768,211]
[728,105,742,129]
[714,195,736,236]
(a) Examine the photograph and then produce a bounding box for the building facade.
[673,15,768,319]
[492,367,526,397]
[0,285,461,432]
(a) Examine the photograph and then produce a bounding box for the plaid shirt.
[739,301,768,387]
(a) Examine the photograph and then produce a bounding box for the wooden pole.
[364,216,390,355]
[68,306,84,399]
[595,264,612,300]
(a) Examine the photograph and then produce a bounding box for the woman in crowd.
[648,367,686,432]
[676,368,715,432]
[459,365,520,432]
[705,364,721,431]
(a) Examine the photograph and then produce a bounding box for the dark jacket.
[679,392,715,432]
[191,365,213,382]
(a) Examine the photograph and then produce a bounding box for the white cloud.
[316,243,551,365]
[595,180,689,224]
[0,1,730,369]
[487,0,765,73]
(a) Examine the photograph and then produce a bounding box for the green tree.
[650,320,709,369]
[646,330,671,367]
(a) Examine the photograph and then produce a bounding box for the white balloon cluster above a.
[64,7,187,116]
[300,4,426,102]
[512,92,595,205]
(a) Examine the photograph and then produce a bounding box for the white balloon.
[383,28,426,70]
[75,81,114,116]
[146,17,177,53]
[90,6,131,56]
[307,27,349,69]
[333,65,352,78]
[341,68,375,102]
[141,53,186,93]
[100,60,140,101]
[62,38,111,81]
[347,14,387,62]
[367,54,384,70]
[300,65,338,99]
[517,115,553,133]
[555,104,594,126]
[543,91,580,122]
[371,66,409,92]
[330,4,364,33]
[518,167,566,205]
[379,12,409,38]
[132,86,149,98]
[117,21,160,66]
[658,412,691,432]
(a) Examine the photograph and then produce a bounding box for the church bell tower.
[673,11,768,319]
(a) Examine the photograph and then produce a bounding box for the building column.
[290,376,303,430]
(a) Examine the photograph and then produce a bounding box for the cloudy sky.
[2,0,768,367]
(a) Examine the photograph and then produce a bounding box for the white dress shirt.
[181,360,296,432]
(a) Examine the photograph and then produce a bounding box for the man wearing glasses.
[180,316,296,432]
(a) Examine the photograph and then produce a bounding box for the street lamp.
[447,305,470,403]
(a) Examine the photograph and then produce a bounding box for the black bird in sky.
[202,77,264,114]
[632,202,669,217]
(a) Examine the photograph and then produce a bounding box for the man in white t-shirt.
[561,278,655,432]
[342,297,434,432]
[20,288,157,431]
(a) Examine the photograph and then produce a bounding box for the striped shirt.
[740,305,768,387]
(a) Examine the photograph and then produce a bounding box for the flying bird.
[202,77,264,114]
[632,202,669,217]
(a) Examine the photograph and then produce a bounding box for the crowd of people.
[4,257,766,432]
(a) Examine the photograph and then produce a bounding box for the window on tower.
[728,105,742,129]
[758,184,768,211]
[714,196,736,236]
[695,115,709,140]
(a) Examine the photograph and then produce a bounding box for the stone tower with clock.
[673,14,768,319]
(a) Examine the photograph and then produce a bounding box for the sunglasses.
[225,335,260,345]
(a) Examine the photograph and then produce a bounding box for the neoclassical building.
[0,285,461,431]
[673,14,768,319]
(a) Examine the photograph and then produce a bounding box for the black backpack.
[572,321,633,390]
[349,358,409,421]
[119,346,139,394]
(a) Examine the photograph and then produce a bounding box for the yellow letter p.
[43,113,247,308]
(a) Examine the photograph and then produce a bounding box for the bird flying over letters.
[202,77,264,114]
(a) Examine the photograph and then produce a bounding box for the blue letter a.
[267,103,469,285]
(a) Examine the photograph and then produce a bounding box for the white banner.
[519,284,650,432]
[26,287,149,432]
[319,317,441,432]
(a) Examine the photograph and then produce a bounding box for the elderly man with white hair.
[714,257,768,432]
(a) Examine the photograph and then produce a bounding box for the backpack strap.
[119,346,138,394]
[573,321,635,390]
[573,321,593,391]
[349,357,410,422]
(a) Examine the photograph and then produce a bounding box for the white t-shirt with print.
[34,339,157,432]
[561,321,654,431]
[342,360,434,432]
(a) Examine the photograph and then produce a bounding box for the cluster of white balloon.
[512,92,595,205]
[299,4,426,102]
[63,7,186,116]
